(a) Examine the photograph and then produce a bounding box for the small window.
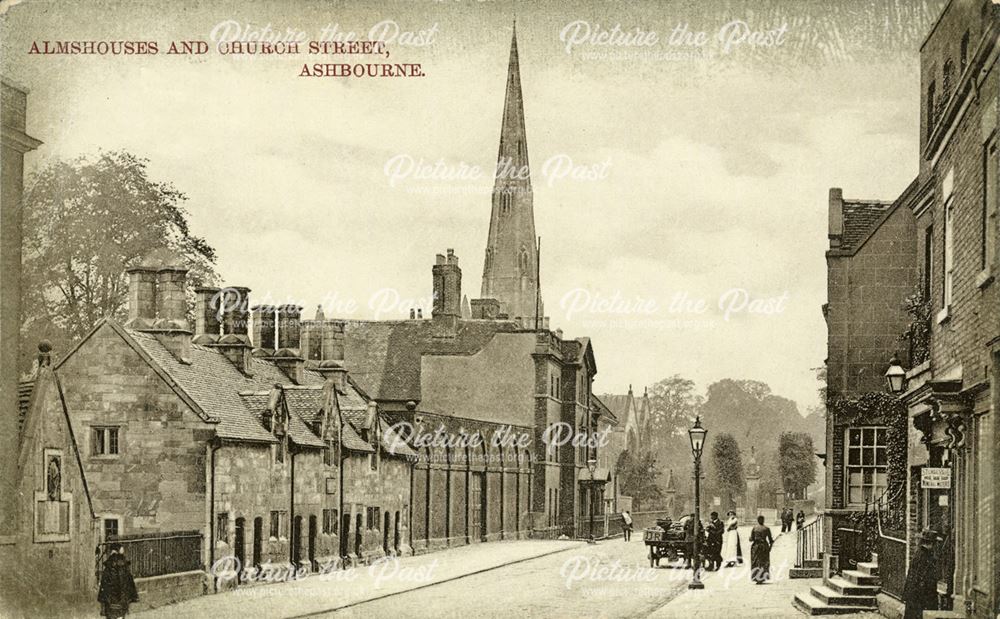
[269,511,282,539]
[275,439,285,464]
[216,513,229,543]
[845,426,889,505]
[366,506,380,530]
[92,427,121,456]
[323,509,339,535]
[103,517,120,541]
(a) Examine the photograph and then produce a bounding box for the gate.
[234,518,245,582]
[470,472,485,542]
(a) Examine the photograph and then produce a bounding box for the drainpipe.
[208,438,221,589]
[289,441,296,566]
[338,421,345,567]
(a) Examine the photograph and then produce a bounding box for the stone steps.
[841,568,881,587]
[826,575,880,597]
[810,584,878,608]
[855,561,879,576]
[789,566,823,579]
[793,593,867,615]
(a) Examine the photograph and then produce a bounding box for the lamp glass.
[688,418,707,456]
[885,359,906,394]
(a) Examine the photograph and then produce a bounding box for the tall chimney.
[156,265,189,327]
[221,287,251,336]
[126,266,158,329]
[252,305,276,353]
[277,304,302,351]
[828,187,844,248]
[195,287,222,336]
[432,249,462,321]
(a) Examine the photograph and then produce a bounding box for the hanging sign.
[921,467,951,489]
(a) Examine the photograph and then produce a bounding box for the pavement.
[645,525,880,619]
[128,526,884,619]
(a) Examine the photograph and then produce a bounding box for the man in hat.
[902,529,939,619]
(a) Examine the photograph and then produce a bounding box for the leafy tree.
[711,433,745,511]
[20,150,219,369]
[615,449,663,511]
[778,432,817,499]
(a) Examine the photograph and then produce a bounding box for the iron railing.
[795,515,824,568]
[97,530,203,580]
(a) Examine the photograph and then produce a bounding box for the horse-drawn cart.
[643,515,700,567]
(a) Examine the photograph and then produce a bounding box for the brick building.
[822,182,921,556]
[897,1,998,615]
[821,2,998,616]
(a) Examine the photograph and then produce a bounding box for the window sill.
[936,306,951,325]
[975,268,994,290]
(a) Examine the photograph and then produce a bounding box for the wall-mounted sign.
[921,467,951,489]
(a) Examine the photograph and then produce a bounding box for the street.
[134,525,881,619]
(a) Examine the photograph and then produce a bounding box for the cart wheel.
[667,549,678,562]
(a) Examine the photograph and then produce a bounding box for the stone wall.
[57,323,212,534]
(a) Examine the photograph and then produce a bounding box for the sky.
[1,0,948,413]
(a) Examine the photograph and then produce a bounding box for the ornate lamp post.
[587,458,598,543]
[885,355,906,394]
[688,415,707,590]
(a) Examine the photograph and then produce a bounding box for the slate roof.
[126,327,326,443]
[841,199,894,251]
[342,319,519,402]
[237,391,325,448]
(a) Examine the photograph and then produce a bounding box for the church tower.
[481,23,542,324]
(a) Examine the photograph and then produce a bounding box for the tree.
[20,150,219,370]
[778,432,817,499]
[646,375,703,448]
[615,449,663,511]
[711,433,745,511]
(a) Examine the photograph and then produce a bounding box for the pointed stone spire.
[481,22,542,324]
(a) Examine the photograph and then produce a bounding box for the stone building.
[0,79,42,534]
[896,2,998,615]
[9,251,414,609]
[337,248,603,545]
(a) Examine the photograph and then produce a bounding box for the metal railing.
[795,515,824,568]
[97,530,203,580]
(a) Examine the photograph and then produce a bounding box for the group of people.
[779,507,806,533]
[625,508,789,585]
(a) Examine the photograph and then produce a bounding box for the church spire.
[481,23,542,324]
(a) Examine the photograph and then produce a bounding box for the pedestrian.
[98,545,139,618]
[621,510,633,542]
[749,515,774,584]
[795,509,805,531]
[903,530,939,619]
[705,511,724,571]
[722,510,743,566]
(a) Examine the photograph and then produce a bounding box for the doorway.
[234,517,245,583]
[383,510,391,555]
[291,515,302,565]
[339,513,351,558]
[308,515,318,571]
[355,513,363,558]
[393,511,401,554]
[470,472,486,542]
[252,517,262,569]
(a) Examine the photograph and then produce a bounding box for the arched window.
[484,248,493,275]
[518,246,529,274]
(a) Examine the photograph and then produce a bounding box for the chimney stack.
[277,304,303,351]
[213,333,253,375]
[252,305,276,355]
[126,249,192,361]
[828,187,844,248]
[221,287,251,337]
[316,359,348,392]
[432,249,462,322]
[195,287,222,337]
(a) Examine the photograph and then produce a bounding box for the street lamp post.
[587,458,597,543]
[688,415,707,590]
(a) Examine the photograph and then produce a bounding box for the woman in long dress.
[749,515,774,584]
[722,510,742,566]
